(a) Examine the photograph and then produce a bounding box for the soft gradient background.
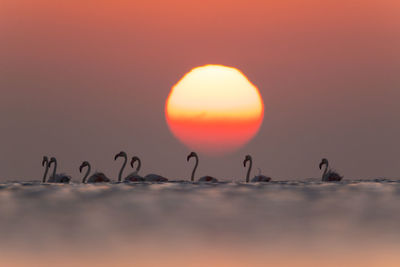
[0,0,399,181]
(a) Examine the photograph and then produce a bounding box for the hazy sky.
[0,0,399,181]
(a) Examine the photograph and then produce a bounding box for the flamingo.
[124,156,144,182]
[243,155,271,182]
[319,158,343,181]
[143,173,168,182]
[42,156,50,183]
[187,152,218,182]
[47,157,71,183]
[138,155,168,182]
[79,161,110,183]
[115,152,167,182]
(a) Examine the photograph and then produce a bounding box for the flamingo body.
[144,174,168,182]
[198,176,218,183]
[87,172,110,183]
[124,172,145,182]
[47,174,71,183]
[323,171,343,182]
[251,175,271,182]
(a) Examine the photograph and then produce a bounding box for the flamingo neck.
[42,162,49,183]
[136,158,141,172]
[82,164,91,183]
[322,163,329,179]
[51,160,57,178]
[246,159,252,183]
[191,155,198,182]
[118,155,127,182]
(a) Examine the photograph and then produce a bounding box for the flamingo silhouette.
[79,161,110,183]
[243,155,271,182]
[319,158,343,181]
[187,152,218,182]
[47,157,71,183]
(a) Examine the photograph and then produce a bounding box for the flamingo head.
[114,151,127,161]
[48,157,56,166]
[187,152,197,162]
[319,158,329,169]
[42,156,48,166]
[79,161,89,173]
[243,155,252,167]
[130,156,140,168]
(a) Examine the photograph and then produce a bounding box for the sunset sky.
[0,0,399,181]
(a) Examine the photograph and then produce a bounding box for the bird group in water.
[41,151,343,184]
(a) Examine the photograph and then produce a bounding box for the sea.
[1,180,399,266]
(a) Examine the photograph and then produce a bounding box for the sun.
[165,64,264,155]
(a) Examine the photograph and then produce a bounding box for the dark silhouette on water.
[132,155,168,182]
[47,157,71,183]
[243,155,271,183]
[79,161,110,183]
[187,152,218,182]
[115,151,167,182]
[125,156,144,182]
[42,156,50,183]
[143,173,168,182]
[319,158,343,181]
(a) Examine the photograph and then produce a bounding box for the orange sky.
[0,0,399,180]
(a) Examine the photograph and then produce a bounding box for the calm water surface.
[1,180,399,266]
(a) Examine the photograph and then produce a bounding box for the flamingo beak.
[319,162,323,169]
[186,155,191,162]
[79,165,83,173]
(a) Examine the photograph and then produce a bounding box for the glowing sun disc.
[165,64,264,155]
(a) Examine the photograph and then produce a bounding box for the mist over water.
[1,180,400,266]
